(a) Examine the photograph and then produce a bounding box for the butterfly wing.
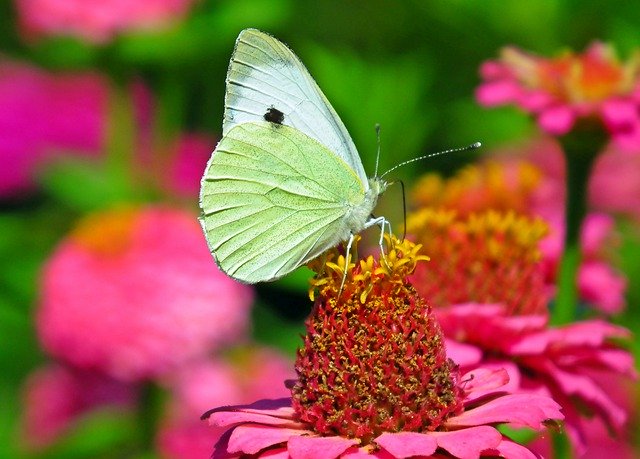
[223,28,368,186]
[200,122,366,283]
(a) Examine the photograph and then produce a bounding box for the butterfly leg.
[364,216,392,269]
[339,232,356,295]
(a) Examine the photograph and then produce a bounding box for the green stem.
[551,429,572,459]
[551,124,606,325]
[137,382,163,453]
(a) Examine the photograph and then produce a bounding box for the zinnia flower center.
[291,237,463,445]
[408,208,548,315]
[71,207,139,256]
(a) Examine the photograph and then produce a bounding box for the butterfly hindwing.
[200,122,366,283]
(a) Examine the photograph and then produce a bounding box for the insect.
[199,29,389,283]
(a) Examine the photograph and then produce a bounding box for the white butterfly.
[199,28,388,283]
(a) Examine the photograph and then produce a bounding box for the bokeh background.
[1,1,639,458]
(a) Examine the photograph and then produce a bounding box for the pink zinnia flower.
[158,347,295,459]
[407,180,636,454]
[15,0,197,44]
[440,304,637,456]
[476,42,640,151]
[20,364,135,449]
[410,158,627,314]
[0,59,106,197]
[204,237,563,458]
[38,206,253,381]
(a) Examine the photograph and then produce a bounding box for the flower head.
[38,206,254,381]
[204,237,563,458]
[477,42,640,151]
[408,208,550,316]
[15,0,197,44]
[411,160,627,314]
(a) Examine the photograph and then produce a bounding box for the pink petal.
[342,447,396,458]
[432,426,502,458]
[462,362,523,403]
[375,432,438,457]
[460,368,509,394]
[476,80,522,106]
[509,320,630,354]
[543,363,627,430]
[446,394,563,429]
[205,398,300,428]
[537,105,576,135]
[446,339,482,367]
[260,448,290,458]
[228,424,308,454]
[580,213,614,255]
[479,61,509,79]
[517,90,553,111]
[288,435,359,459]
[578,262,626,314]
[491,439,538,459]
[601,99,639,129]
[612,123,640,152]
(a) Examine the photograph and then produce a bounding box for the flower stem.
[552,126,606,324]
[137,381,163,452]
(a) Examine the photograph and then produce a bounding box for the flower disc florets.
[292,236,463,445]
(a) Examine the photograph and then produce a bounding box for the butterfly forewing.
[224,28,368,186]
[200,122,366,283]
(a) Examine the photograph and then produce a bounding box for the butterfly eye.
[264,107,285,124]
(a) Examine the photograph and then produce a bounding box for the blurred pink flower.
[20,364,135,449]
[15,0,197,43]
[157,347,295,459]
[477,43,640,151]
[441,303,637,456]
[38,206,253,381]
[0,59,106,197]
[204,368,562,458]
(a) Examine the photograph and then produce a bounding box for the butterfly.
[199,28,389,283]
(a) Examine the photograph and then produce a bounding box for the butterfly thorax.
[343,177,387,235]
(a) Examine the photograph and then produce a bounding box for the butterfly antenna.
[380,142,481,179]
[399,180,407,241]
[374,124,381,177]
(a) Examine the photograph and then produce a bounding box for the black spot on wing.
[264,107,285,124]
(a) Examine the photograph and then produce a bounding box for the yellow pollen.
[308,235,429,303]
[409,209,548,264]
